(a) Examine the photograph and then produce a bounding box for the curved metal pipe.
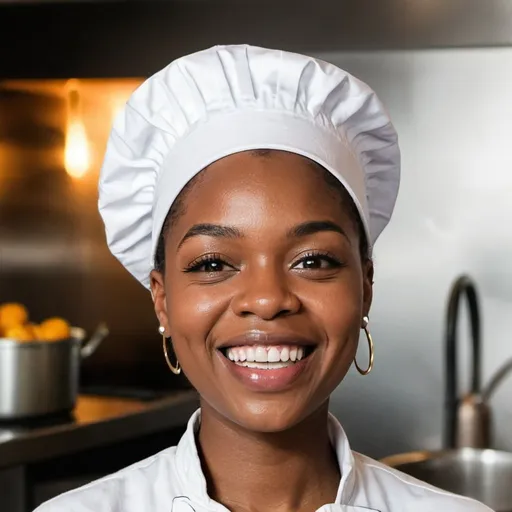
[444,275,481,449]
[483,357,512,402]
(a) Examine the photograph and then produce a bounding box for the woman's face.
[151,151,373,432]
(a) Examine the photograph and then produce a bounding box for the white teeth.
[255,347,267,362]
[268,347,280,362]
[236,361,291,369]
[224,345,311,365]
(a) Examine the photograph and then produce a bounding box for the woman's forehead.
[168,151,353,235]
[192,152,336,197]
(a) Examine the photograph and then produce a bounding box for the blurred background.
[1,1,512,509]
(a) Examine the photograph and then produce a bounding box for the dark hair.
[154,150,370,272]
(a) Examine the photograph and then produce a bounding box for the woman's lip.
[217,331,317,349]
[217,350,314,392]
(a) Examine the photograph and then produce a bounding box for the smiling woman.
[35,46,492,512]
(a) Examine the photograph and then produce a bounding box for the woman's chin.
[219,396,324,434]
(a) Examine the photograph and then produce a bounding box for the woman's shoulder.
[34,446,180,512]
[352,452,494,511]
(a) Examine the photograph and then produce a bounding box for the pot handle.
[80,322,109,359]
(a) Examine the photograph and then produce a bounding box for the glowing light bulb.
[64,119,90,178]
[64,80,90,178]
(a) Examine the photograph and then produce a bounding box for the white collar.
[173,409,363,511]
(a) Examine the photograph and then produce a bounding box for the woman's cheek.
[167,283,229,340]
[301,278,362,320]
[165,289,221,385]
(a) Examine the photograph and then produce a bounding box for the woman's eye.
[185,256,235,274]
[292,254,342,270]
[200,260,225,273]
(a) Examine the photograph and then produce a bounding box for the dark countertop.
[0,390,199,470]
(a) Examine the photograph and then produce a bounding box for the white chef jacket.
[35,410,493,512]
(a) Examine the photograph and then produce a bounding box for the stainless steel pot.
[0,323,108,420]
[382,449,512,512]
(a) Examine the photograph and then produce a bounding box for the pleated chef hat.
[99,45,401,289]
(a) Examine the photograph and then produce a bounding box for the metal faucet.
[444,274,512,449]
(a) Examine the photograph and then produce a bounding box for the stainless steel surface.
[383,273,512,508]
[382,449,512,512]
[0,391,199,469]
[0,326,108,419]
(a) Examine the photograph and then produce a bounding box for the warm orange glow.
[64,79,90,178]
[2,78,143,180]
[64,119,90,178]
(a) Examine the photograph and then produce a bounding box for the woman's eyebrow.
[287,220,350,242]
[177,220,349,250]
[178,223,243,249]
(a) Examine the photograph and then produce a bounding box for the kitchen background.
[325,47,512,458]
[1,0,511,466]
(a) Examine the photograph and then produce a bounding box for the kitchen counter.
[0,390,199,470]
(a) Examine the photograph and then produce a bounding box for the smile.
[217,335,317,392]
[224,345,311,369]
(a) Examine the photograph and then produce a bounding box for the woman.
[37,45,491,512]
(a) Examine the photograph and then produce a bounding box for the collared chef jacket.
[35,410,493,512]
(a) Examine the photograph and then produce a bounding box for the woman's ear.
[150,269,170,332]
[362,259,374,318]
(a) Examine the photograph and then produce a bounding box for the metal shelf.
[1,0,512,78]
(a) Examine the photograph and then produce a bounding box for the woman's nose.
[230,264,301,320]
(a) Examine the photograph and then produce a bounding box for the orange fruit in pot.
[5,325,35,342]
[26,323,43,340]
[39,317,71,341]
[0,303,29,332]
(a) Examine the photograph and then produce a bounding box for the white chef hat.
[99,44,400,289]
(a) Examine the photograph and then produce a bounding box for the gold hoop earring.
[355,316,374,376]
[159,326,181,375]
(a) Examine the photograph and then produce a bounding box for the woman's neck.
[197,400,340,512]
